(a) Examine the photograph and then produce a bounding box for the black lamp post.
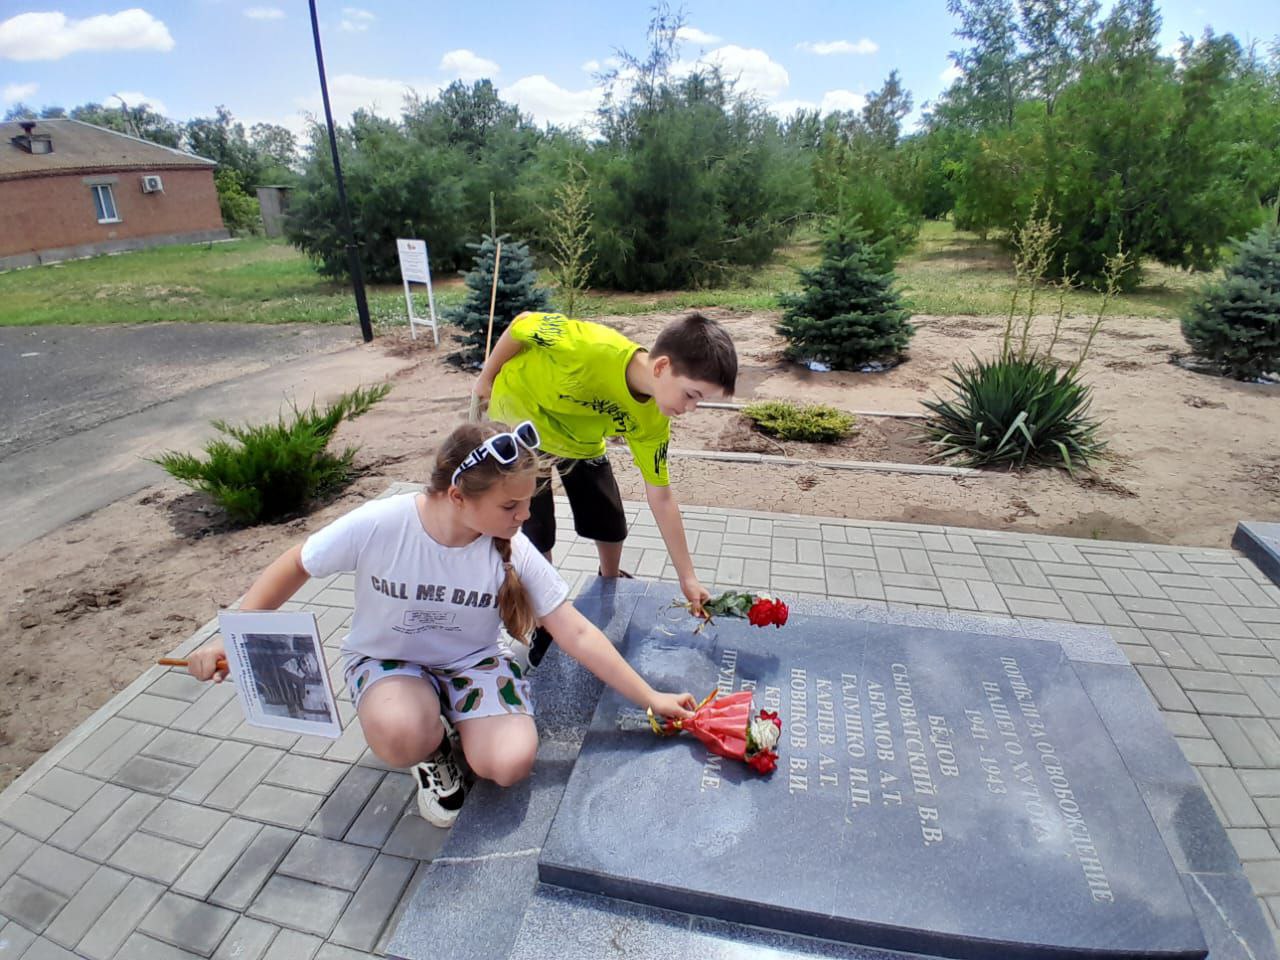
[308,0,373,343]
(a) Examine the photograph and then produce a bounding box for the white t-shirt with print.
[300,493,568,671]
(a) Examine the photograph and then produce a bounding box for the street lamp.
[308,0,373,343]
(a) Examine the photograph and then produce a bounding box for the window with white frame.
[91,183,120,223]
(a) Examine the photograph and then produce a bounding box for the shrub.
[154,384,390,525]
[447,234,551,367]
[742,401,856,443]
[1181,223,1280,380]
[776,222,915,370]
[921,356,1103,471]
[215,169,262,236]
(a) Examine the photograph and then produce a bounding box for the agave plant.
[921,355,1104,471]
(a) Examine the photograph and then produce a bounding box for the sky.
[1,1,1276,138]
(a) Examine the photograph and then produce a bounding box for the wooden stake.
[469,242,503,422]
[158,657,227,671]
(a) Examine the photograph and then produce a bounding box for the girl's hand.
[648,690,697,721]
[680,575,711,618]
[188,641,229,683]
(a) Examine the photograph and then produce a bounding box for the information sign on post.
[396,238,439,344]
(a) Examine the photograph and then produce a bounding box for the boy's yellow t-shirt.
[488,313,671,486]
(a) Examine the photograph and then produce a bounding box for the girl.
[187,420,695,827]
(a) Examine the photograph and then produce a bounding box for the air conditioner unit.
[141,175,164,194]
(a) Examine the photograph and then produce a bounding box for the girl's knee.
[469,742,537,787]
[365,717,443,769]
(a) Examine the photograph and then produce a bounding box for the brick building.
[0,118,228,271]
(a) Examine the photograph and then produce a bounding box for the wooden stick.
[469,241,503,423]
[158,657,227,671]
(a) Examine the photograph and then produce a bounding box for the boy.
[474,310,737,663]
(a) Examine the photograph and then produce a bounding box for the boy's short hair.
[651,312,738,396]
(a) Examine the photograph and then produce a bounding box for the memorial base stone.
[386,579,1277,960]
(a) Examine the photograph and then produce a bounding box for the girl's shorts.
[342,653,533,722]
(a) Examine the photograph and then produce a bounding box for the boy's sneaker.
[414,737,466,827]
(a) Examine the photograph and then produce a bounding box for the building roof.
[0,118,215,182]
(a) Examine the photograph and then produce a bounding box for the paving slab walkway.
[2,486,1279,958]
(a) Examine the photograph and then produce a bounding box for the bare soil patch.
[3,309,1276,788]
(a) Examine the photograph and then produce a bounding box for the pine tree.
[777,224,915,369]
[1181,223,1280,380]
[447,234,551,367]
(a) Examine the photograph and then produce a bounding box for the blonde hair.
[427,421,540,643]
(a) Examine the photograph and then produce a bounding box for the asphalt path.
[0,322,408,554]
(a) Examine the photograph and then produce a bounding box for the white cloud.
[771,98,818,117]
[675,26,721,45]
[0,9,174,61]
[440,49,500,81]
[339,6,375,31]
[295,73,435,121]
[797,39,879,56]
[112,90,167,114]
[581,58,601,73]
[2,81,37,103]
[243,7,285,20]
[695,45,789,99]
[939,64,963,85]
[820,89,868,114]
[502,75,600,129]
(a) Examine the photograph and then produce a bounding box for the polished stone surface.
[1234,521,1280,587]
[539,594,1207,959]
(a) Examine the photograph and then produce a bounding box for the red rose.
[771,600,789,627]
[747,598,774,627]
[747,749,778,774]
[759,709,782,730]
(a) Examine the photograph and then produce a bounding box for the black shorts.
[524,455,628,554]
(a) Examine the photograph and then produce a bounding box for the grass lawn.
[0,223,1209,328]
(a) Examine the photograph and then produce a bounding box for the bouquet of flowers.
[649,689,782,774]
[675,590,790,634]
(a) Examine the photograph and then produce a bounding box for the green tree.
[1181,222,1280,379]
[68,101,182,146]
[447,235,551,367]
[776,223,915,369]
[250,123,300,183]
[186,106,263,186]
[215,169,262,235]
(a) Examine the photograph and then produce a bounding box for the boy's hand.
[649,690,697,721]
[680,575,711,618]
[472,376,493,403]
[189,641,229,683]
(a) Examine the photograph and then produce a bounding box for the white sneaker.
[414,737,466,827]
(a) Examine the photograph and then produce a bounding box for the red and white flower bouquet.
[675,590,790,634]
[650,689,782,774]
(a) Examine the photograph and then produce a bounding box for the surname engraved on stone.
[698,647,740,793]
[789,667,809,793]
[892,663,944,845]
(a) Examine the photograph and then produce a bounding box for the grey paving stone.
[211,916,277,960]
[978,542,1034,561]
[884,586,947,607]
[1246,860,1280,896]
[143,730,221,768]
[946,533,978,554]
[1163,710,1211,739]
[0,824,11,849]
[901,549,934,576]
[19,937,79,959]
[1242,770,1280,795]
[1201,766,1266,827]
[966,579,1008,613]
[306,766,384,841]
[1188,690,1262,717]
[172,819,262,900]
[1013,562,1051,588]
[875,546,905,573]
[1229,828,1280,862]
[261,929,322,960]
[1241,675,1280,718]
[1170,631,1227,671]
[1204,716,1264,766]
[1221,654,1280,676]
[204,746,284,812]
[170,682,238,734]
[937,577,977,610]
[147,672,208,703]
[1242,717,1280,766]
[114,932,204,959]
[1178,736,1227,766]
[26,768,103,811]
[343,773,411,847]
[0,794,70,842]
[247,876,349,937]
[323,719,368,765]
[209,825,297,912]
[43,865,129,949]
[201,699,247,739]
[1004,598,1071,620]
[771,538,796,563]
[714,555,744,584]
[107,831,197,885]
[998,583,1062,605]
[1148,631,1197,670]
[0,875,65,932]
[77,791,161,862]
[1118,595,1181,615]
[0,825,41,882]
[139,892,237,957]
[59,718,136,774]
[1136,664,1195,712]
[1057,590,1103,623]
[171,740,253,805]
[380,811,450,861]
[1258,798,1280,826]
[314,944,373,959]
[112,755,193,795]
[1172,668,1243,693]
[237,784,324,830]
[328,853,415,951]
[0,922,36,957]
[141,799,230,847]
[1119,642,1161,666]
[1080,550,1142,570]
[1086,592,1134,627]
[882,572,941,591]
[17,844,96,898]
[84,722,163,781]
[119,693,191,727]
[277,835,375,890]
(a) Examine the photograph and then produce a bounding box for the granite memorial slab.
[1234,521,1280,587]
[538,594,1209,960]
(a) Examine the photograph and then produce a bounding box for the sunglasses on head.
[451,421,541,487]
